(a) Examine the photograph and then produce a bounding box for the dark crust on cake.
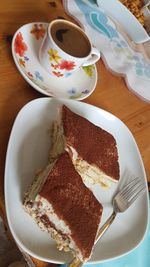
[39,152,103,260]
[40,215,68,241]
[62,105,120,180]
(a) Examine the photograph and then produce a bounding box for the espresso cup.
[39,19,100,77]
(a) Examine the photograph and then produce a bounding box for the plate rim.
[4,97,149,264]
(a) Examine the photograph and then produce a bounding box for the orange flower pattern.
[30,24,46,40]
[59,60,76,71]
[48,48,76,76]
[52,71,64,77]
[51,63,59,69]
[19,58,26,67]
[14,32,27,57]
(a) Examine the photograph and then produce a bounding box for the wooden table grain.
[0,1,150,266]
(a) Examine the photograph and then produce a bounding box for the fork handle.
[68,211,116,267]
[95,211,116,244]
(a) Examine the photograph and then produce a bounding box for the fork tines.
[119,177,146,204]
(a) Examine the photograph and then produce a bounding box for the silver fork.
[68,177,146,267]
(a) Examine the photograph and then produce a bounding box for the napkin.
[63,0,150,103]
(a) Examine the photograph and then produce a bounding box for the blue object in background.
[74,0,119,39]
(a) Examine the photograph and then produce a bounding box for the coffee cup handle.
[82,47,100,66]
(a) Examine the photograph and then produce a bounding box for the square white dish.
[4,98,149,264]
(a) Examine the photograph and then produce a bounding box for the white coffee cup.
[39,19,100,78]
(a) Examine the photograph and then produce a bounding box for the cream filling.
[49,110,118,189]
[25,195,86,262]
[49,119,65,162]
[35,195,71,234]
[67,146,118,188]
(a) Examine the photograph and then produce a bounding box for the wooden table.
[0,0,150,266]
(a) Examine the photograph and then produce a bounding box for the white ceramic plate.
[5,98,149,264]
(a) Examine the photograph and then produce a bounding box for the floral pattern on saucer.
[14,32,28,57]
[82,65,95,77]
[64,0,150,102]
[48,48,76,77]
[30,23,46,40]
[12,22,97,100]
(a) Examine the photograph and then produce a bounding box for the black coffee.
[51,21,91,58]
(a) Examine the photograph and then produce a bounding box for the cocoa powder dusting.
[40,152,103,259]
[62,105,120,180]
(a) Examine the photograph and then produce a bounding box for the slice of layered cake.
[50,105,120,188]
[23,152,103,262]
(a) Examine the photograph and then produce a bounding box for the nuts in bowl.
[120,0,146,26]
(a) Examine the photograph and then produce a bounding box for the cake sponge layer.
[24,152,103,262]
[50,105,120,188]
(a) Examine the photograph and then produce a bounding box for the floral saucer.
[12,22,97,100]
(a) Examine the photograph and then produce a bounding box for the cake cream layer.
[67,146,118,188]
[24,152,103,262]
[50,105,120,187]
[25,195,83,261]
[62,106,120,183]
